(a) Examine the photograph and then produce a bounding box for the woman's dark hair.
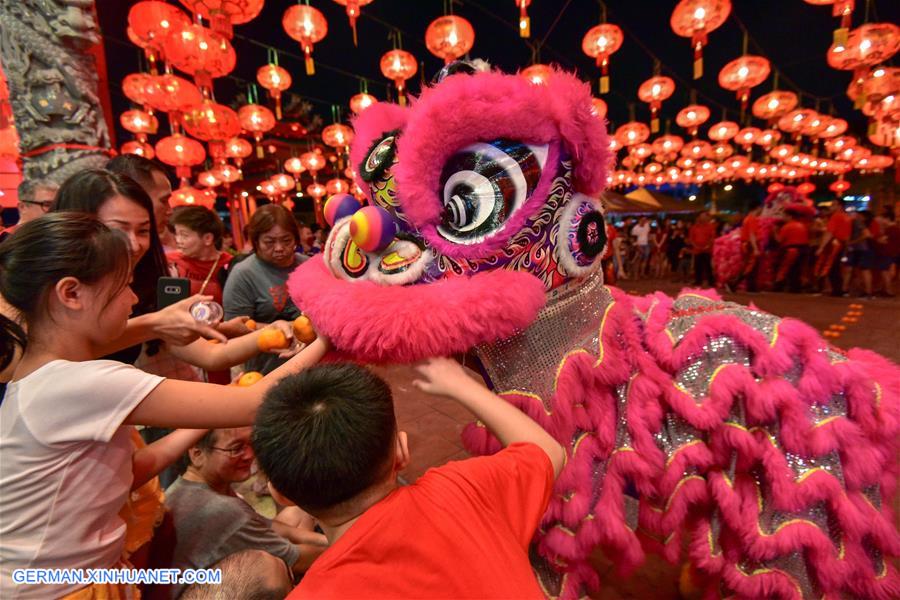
[247,204,300,252]
[0,213,132,372]
[52,169,167,315]
[106,154,170,192]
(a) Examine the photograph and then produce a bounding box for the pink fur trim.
[287,257,547,363]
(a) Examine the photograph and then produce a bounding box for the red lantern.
[734,127,760,147]
[182,100,241,157]
[143,74,203,122]
[711,141,734,160]
[178,0,264,39]
[326,178,350,195]
[755,129,782,148]
[121,140,155,159]
[825,135,856,154]
[260,179,280,198]
[718,55,770,109]
[582,24,623,94]
[307,182,327,199]
[829,178,850,195]
[637,76,675,133]
[676,104,710,137]
[800,114,829,137]
[350,93,378,114]
[590,97,607,120]
[629,143,653,161]
[164,24,236,92]
[257,64,292,120]
[300,151,326,176]
[156,133,206,180]
[769,144,796,161]
[122,73,155,108]
[778,109,818,136]
[171,184,216,208]
[271,173,296,193]
[752,90,798,122]
[128,1,191,73]
[238,104,276,157]
[322,123,354,149]
[521,64,553,85]
[615,122,650,147]
[332,0,375,46]
[225,136,252,166]
[197,170,222,188]
[426,15,475,64]
[380,50,417,105]
[796,181,816,195]
[861,66,900,103]
[682,140,712,159]
[120,109,159,142]
[212,162,241,183]
[827,23,899,71]
[670,0,731,78]
[767,182,785,193]
[516,0,531,38]
[283,5,328,76]
[652,135,685,156]
[284,156,305,176]
[708,120,739,141]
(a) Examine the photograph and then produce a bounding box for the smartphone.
[157,277,191,309]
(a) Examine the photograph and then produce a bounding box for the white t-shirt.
[631,222,651,246]
[0,360,164,599]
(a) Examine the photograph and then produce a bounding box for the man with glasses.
[1,179,59,242]
[165,427,327,599]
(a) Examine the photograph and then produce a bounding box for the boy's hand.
[412,357,476,398]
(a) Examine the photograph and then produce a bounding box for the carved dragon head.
[289,64,614,362]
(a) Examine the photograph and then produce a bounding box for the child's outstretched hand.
[412,357,476,398]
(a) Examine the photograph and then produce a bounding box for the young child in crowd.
[0,213,329,600]
[252,360,566,598]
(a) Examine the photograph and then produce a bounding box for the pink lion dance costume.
[289,64,899,599]
[713,187,816,290]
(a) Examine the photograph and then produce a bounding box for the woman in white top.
[0,213,329,599]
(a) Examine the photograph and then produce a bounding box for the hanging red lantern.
[521,64,553,85]
[777,108,818,136]
[755,129,782,148]
[582,24,624,94]
[711,141,734,160]
[828,23,900,104]
[380,49,418,105]
[300,150,326,176]
[260,179,280,198]
[322,123,354,149]
[120,109,159,142]
[516,0,531,38]
[769,144,795,161]
[615,122,650,147]
[182,100,241,155]
[257,64,292,120]
[670,0,732,78]
[212,162,241,183]
[326,178,350,195]
[271,173,296,193]
[735,127,761,147]
[171,184,216,208]
[350,92,378,114]
[122,73,155,108]
[825,135,856,154]
[307,182,327,199]
[238,104,276,157]
[718,55,770,109]
[163,24,236,92]
[156,134,206,180]
[426,15,475,64]
[143,74,203,122]
[284,156,306,177]
[682,139,712,159]
[128,1,191,73]
[590,97,607,119]
[332,0,375,46]
[800,114,829,137]
[652,135,685,157]
[121,140,155,159]
[861,66,900,103]
[224,136,253,167]
[676,104,710,137]
[708,120,739,141]
[282,4,328,76]
[178,0,264,40]
[629,143,653,162]
[796,181,816,195]
[829,178,850,195]
[637,76,675,133]
[197,170,222,188]
[752,90,799,122]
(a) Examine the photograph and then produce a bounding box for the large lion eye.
[437,140,546,245]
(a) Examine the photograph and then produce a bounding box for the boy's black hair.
[252,363,396,512]
[171,205,224,250]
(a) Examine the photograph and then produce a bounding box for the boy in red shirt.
[774,211,810,292]
[815,202,852,295]
[688,211,718,287]
[252,361,566,599]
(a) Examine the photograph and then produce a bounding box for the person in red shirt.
[815,201,852,296]
[688,211,718,287]
[732,204,762,292]
[774,211,810,292]
[252,361,566,600]
[601,221,620,284]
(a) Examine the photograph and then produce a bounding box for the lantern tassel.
[351,17,359,47]
[519,3,530,38]
[692,36,705,79]
[303,46,315,76]
[275,95,282,120]
[600,58,610,94]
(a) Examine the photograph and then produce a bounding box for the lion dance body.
[289,64,899,599]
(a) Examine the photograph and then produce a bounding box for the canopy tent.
[625,187,699,214]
